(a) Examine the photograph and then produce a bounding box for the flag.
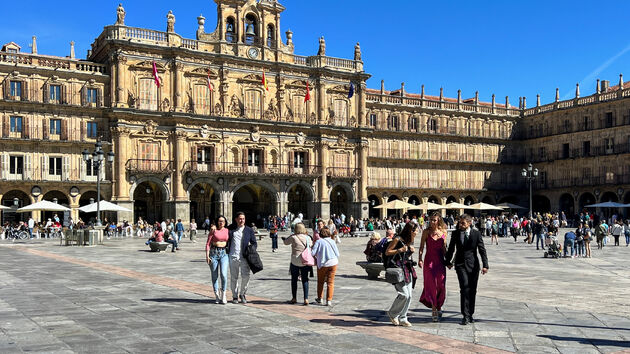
[348,82,354,99]
[304,81,311,102]
[152,61,160,88]
[262,69,269,91]
[206,71,213,92]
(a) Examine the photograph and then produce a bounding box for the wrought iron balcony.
[183,161,322,177]
[326,167,361,179]
[126,159,173,173]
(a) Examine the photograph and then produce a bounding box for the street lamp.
[82,141,114,226]
[521,163,539,218]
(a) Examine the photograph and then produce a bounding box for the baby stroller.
[544,234,562,258]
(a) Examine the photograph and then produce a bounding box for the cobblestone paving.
[1,228,629,353]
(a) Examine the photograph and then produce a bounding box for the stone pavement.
[1,229,629,353]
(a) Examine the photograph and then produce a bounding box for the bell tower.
[204,0,286,59]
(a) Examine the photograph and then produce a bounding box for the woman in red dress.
[419,212,447,322]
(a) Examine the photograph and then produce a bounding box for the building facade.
[0,0,624,225]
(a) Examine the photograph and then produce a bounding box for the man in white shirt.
[28,217,35,238]
[228,212,257,304]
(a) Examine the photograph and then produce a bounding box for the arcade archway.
[558,194,575,217]
[233,183,276,227]
[387,195,400,218]
[190,183,218,225]
[133,181,166,224]
[579,193,596,213]
[41,190,70,224]
[1,190,30,224]
[368,194,380,219]
[532,195,551,214]
[288,183,313,220]
[330,185,351,218]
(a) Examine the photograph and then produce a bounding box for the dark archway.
[532,195,551,213]
[579,193,596,213]
[446,196,457,204]
[463,195,476,215]
[407,195,421,218]
[41,191,70,224]
[499,196,519,204]
[190,183,218,225]
[1,190,30,224]
[558,194,575,218]
[78,191,100,225]
[134,181,165,224]
[428,195,440,204]
[330,185,351,219]
[599,191,620,219]
[368,194,380,219]
[288,184,313,220]
[233,184,276,227]
[481,196,494,204]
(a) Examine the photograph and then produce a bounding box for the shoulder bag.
[384,238,406,284]
[298,236,315,266]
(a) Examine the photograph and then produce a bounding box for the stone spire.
[619,73,624,90]
[555,88,559,102]
[505,95,509,108]
[491,94,496,107]
[285,29,293,46]
[523,96,527,109]
[380,80,385,94]
[457,89,461,103]
[575,83,580,98]
[596,79,601,94]
[70,41,75,59]
[197,14,205,38]
[31,36,37,54]
[421,84,425,99]
[439,87,444,101]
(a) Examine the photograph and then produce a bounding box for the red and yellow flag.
[304,81,311,102]
[262,70,269,91]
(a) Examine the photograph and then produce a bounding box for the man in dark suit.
[228,211,257,304]
[445,214,489,325]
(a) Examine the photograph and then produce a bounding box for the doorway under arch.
[233,183,276,227]
[532,195,551,214]
[1,190,30,224]
[133,181,166,224]
[579,193,596,213]
[558,194,575,217]
[78,191,101,225]
[387,195,400,218]
[190,183,218,225]
[368,194,380,219]
[407,195,421,217]
[330,185,351,219]
[288,183,313,220]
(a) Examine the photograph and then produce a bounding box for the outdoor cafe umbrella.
[584,201,626,208]
[443,202,468,209]
[78,201,132,213]
[0,205,10,210]
[16,200,70,213]
[408,202,444,212]
[374,199,417,210]
[496,202,528,210]
[466,202,503,211]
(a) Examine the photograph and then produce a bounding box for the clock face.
[247,47,260,59]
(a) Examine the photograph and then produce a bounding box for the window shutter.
[41,156,48,179]
[43,83,49,103]
[43,119,49,140]
[80,121,86,140]
[0,153,7,179]
[305,152,310,171]
[242,148,248,171]
[22,117,30,139]
[60,84,67,104]
[2,79,9,99]
[190,146,197,171]
[288,151,294,173]
[2,115,9,138]
[98,88,103,107]
[25,155,32,180]
[260,149,266,173]
[22,80,29,101]
[81,87,87,106]
[63,156,70,180]
[60,119,68,140]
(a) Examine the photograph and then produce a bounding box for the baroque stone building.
[0,0,623,225]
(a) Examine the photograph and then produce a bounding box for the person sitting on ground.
[364,233,383,262]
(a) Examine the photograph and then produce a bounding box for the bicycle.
[5,227,29,240]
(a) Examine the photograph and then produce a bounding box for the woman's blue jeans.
[210,248,229,292]
[290,263,310,300]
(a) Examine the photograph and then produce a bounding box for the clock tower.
[197,0,291,61]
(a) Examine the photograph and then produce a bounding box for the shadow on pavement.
[142,298,214,304]
[538,335,630,348]
[484,319,630,332]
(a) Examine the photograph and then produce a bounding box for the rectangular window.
[248,149,261,166]
[49,85,61,102]
[10,81,22,98]
[369,113,377,127]
[87,88,98,104]
[197,147,214,164]
[138,78,158,110]
[605,112,614,128]
[333,99,348,126]
[9,156,23,174]
[583,140,591,156]
[194,85,210,114]
[49,157,62,176]
[86,161,96,176]
[538,147,545,160]
[389,116,399,131]
[563,119,571,133]
[245,90,261,119]
[294,151,306,168]
[409,117,418,131]
[292,96,306,122]
[429,119,437,132]
[605,138,614,153]
[50,119,61,135]
[562,143,570,159]
[87,122,98,138]
[583,116,589,130]
[10,116,22,133]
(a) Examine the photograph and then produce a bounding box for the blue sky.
[3,1,630,106]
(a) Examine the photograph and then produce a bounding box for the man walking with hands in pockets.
[445,214,489,325]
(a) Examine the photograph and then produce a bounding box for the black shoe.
[232,298,239,304]
[240,295,247,304]
[468,316,475,323]
[460,317,469,325]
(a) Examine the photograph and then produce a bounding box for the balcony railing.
[0,127,109,143]
[0,52,107,74]
[126,159,173,173]
[0,167,104,183]
[548,174,630,189]
[326,167,361,179]
[368,149,500,164]
[183,161,322,177]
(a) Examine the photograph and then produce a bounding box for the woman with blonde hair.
[282,223,313,305]
[418,212,447,322]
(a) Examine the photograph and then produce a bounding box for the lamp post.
[521,163,539,218]
[82,142,114,226]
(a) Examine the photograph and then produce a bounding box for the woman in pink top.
[206,216,229,304]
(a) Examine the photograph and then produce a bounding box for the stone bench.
[149,242,170,252]
[356,261,385,280]
[350,231,374,237]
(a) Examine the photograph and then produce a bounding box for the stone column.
[174,62,184,112]
[317,78,326,123]
[441,196,447,217]
[278,189,288,217]
[317,142,330,219]
[220,189,232,223]
[358,142,369,219]
[112,127,131,200]
[171,131,190,222]
[380,196,387,220]
[358,82,367,127]
[115,54,128,108]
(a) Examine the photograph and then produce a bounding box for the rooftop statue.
[116,3,125,26]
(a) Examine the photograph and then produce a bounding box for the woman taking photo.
[418,212,447,322]
[205,216,229,304]
[385,222,418,327]
[283,223,313,305]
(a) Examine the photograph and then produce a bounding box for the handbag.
[384,239,406,284]
[298,236,315,266]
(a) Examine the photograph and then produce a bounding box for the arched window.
[244,14,258,45]
[267,24,275,47]
[225,17,236,43]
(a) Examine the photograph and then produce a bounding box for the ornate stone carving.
[166,10,175,33]
[144,120,158,135]
[200,124,210,138]
[318,36,326,56]
[112,126,131,137]
[116,3,125,26]
[214,103,223,115]
[296,132,306,145]
[250,126,261,142]
[161,98,171,112]
[264,98,279,120]
[229,95,242,117]
[354,42,362,61]
[337,134,347,146]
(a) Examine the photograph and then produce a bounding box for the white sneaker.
[215,291,221,304]
[221,292,227,304]
[326,300,332,307]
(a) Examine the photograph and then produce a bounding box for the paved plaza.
[1,229,629,353]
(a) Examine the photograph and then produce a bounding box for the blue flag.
[348,82,354,99]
